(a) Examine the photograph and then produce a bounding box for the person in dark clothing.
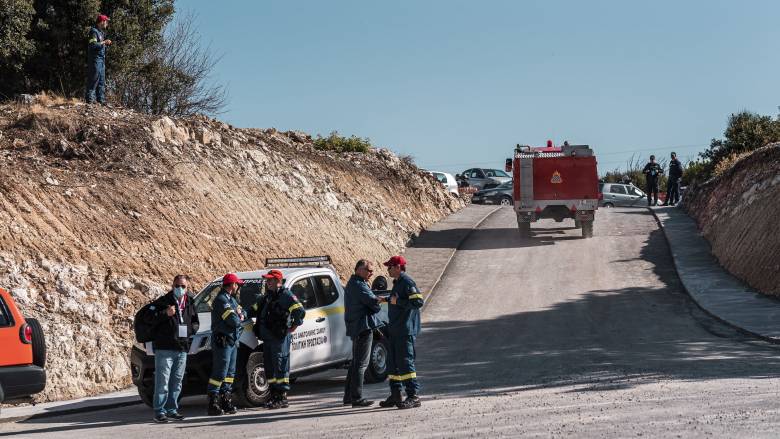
[85,14,112,104]
[147,274,199,423]
[252,269,305,409]
[206,273,245,416]
[342,259,384,408]
[379,255,424,410]
[642,155,664,206]
[663,152,683,206]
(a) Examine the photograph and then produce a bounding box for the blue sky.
[180,0,780,175]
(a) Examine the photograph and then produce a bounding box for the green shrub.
[681,159,710,186]
[313,131,372,153]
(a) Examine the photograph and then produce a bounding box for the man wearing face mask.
[206,273,245,416]
[252,269,305,409]
[148,275,199,423]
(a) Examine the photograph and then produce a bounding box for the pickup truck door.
[312,274,351,362]
[288,276,331,369]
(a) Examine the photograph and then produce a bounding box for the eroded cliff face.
[683,143,780,297]
[0,101,462,401]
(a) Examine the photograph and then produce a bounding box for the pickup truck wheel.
[364,337,389,384]
[138,386,154,408]
[518,222,531,238]
[235,352,270,407]
[499,196,513,206]
[26,318,46,368]
[582,221,594,238]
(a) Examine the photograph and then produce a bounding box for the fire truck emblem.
[551,171,563,184]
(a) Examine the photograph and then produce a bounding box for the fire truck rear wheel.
[518,222,531,238]
[582,221,594,238]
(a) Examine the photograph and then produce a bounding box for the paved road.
[5,208,780,438]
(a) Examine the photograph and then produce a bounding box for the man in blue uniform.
[206,273,245,416]
[379,255,424,409]
[343,259,384,407]
[663,152,683,206]
[253,269,305,409]
[85,14,112,105]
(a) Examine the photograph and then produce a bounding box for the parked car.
[471,180,513,206]
[131,256,390,408]
[599,182,652,207]
[0,288,46,408]
[425,170,459,196]
[457,168,512,190]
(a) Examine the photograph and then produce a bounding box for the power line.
[421,143,708,169]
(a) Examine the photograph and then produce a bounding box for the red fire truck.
[505,142,600,238]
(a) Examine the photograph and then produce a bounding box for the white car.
[130,256,390,407]
[426,170,459,196]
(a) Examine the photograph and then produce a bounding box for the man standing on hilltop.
[85,14,112,105]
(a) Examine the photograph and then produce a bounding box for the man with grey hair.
[343,259,384,407]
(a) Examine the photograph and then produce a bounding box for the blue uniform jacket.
[344,275,384,338]
[87,27,106,61]
[387,272,424,337]
[255,288,306,342]
[210,289,243,343]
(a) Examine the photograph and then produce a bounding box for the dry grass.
[712,151,753,177]
[32,91,81,107]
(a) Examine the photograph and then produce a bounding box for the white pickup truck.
[130,256,391,407]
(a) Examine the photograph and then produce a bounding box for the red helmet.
[222,273,244,286]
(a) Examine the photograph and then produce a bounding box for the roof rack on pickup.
[265,255,333,268]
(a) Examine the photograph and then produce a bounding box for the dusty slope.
[0,101,462,402]
[683,143,780,297]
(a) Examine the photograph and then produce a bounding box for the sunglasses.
[174,285,187,288]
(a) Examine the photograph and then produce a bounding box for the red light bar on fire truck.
[265,256,332,268]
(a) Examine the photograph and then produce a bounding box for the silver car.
[599,182,650,207]
[457,168,512,190]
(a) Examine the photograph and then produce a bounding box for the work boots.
[378,389,403,408]
[279,392,289,408]
[220,391,237,414]
[397,395,421,410]
[207,393,224,416]
[266,391,283,409]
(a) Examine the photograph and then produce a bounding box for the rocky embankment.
[0,100,462,402]
[683,143,780,297]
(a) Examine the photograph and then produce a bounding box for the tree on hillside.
[701,111,780,167]
[112,12,227,116]
[0,0,36,98]
[0,0,226,115]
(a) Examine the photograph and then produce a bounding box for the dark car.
[471,181,513,206]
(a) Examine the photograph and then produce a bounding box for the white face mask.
[173,286,186,299]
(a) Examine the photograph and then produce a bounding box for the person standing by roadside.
[254,269,305,409]
[642,155,664,206]
[85,14,112,105]
[147,275,199,423]
[206,273,245,416]
[343,259,384,407]
[664,152,683,206]
[379,255,424,410]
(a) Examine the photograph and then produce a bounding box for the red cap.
[262,269,284,280]
[222,273,244,285]
[97,14,110,23]
[383,255,407,267]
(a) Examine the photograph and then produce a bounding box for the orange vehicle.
[0,288,46,405]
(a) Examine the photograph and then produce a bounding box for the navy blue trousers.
[387,335,419,395]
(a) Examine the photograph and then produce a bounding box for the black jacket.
[668,159,683,180]
[642,162,664,183]
[148,291,199,352]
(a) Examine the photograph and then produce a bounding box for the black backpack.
[134,301,159,343]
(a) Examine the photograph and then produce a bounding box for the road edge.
[649,206,780,344]
[421,206,502,311]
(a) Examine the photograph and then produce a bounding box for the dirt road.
[5,207,780,438]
